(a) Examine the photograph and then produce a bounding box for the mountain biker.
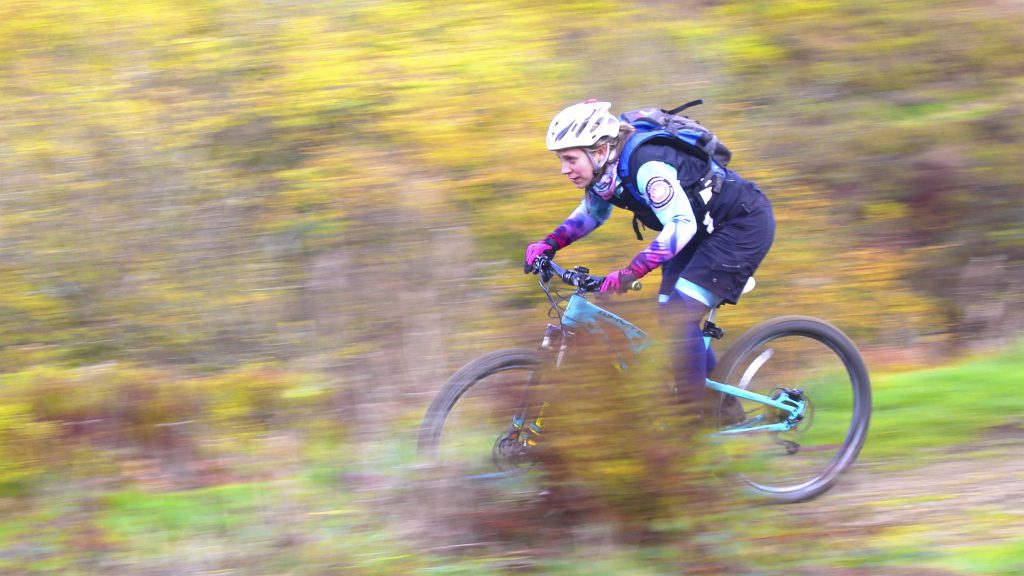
[524,100,775,410]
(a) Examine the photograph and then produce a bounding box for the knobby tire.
[418,348,543,459]
[712,315,872,503]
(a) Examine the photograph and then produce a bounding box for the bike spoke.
[713,317,870,501]
[423,353,545,485]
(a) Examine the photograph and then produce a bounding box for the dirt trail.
[790,436,1024,556]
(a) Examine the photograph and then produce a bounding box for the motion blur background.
[1,0,1022,573]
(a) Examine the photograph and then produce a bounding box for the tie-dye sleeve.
[544,191,613,249]
[625,161,698,277]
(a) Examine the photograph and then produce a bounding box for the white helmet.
[546,101,620,151]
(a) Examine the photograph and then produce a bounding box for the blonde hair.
[588,122,636,158]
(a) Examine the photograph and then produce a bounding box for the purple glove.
[599,268,639,294]
[524,240,558,273]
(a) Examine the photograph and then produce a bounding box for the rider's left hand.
[600,269,638,294]
[524,240,558,274]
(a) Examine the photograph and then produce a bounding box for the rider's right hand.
[599,268,638,293]
[524,240,558,274]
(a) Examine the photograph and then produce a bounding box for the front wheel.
[418,348,546,481]
[712,316,872,503]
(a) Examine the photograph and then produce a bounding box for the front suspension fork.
[502,324,563,447]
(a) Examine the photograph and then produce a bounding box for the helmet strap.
[585,143,612,173]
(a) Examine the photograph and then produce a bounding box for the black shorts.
[659,181,775,305]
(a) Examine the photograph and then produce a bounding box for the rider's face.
[556,147,597,189]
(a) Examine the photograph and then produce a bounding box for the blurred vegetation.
[0,0,1022,573]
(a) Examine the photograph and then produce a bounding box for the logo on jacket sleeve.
[645,176,675,210]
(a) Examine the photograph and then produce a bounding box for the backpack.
[617,99,732,206]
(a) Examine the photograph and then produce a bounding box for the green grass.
[862,342,1024,460]
[99,483,266,541]
[939,540,1024,576]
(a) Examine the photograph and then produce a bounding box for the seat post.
[702,307,726,340]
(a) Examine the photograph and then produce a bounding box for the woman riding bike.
[525,100,775,410]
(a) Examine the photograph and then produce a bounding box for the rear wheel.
[712,316,871,503]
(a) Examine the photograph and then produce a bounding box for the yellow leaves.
[265,10,418,131]
[720,33,788,70]
[0,269,70,324]
[0,401,58,484]
[863,200,910,223]
[298,2,567,171]
[0,362,339,486]
[758,0,842,21]
[0,0,1004,376]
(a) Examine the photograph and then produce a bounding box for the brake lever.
[583,275,604,293]
[534,256,553,283]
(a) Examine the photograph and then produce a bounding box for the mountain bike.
[418,257,871,503]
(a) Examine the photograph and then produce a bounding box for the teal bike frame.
[558,292,806,435]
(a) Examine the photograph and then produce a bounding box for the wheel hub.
[492,433,536,470]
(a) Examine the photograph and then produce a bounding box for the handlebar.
[531,256,641,293]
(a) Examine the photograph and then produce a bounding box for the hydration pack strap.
[704,167,726,194]
[632,216,645,241]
